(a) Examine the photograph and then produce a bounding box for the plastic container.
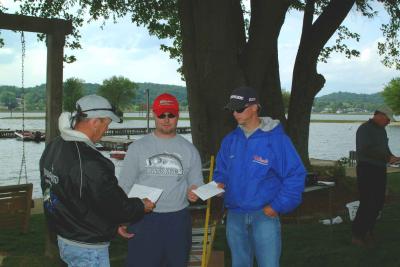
[346,200,360,221]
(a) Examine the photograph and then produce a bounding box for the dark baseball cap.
[225,86,258,111]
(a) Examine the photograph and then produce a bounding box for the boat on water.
[95,143,107,151]
[15,130,45,142]
[109,150,126,160]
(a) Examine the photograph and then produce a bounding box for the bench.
[349,150,357,167]
[0,183,33,233]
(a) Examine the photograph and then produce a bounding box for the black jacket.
[356,119,392,167]
[40,136,144,243]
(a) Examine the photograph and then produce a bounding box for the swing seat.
[0,183,33,233]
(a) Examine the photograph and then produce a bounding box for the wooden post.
[45,32,65,142]
[0,12,72,266]
[44,32,67,265]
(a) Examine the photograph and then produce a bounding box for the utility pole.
[146,89,150,133]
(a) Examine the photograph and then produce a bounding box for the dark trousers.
[352,162,387,240]
[125,208,192,267]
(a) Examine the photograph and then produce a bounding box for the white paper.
[192,181,225,201]
[319,216,343,225]
[128,184,163,203]
[316,181,335,186]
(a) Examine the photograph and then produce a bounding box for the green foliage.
[13,1,399,71]
[0,82,187,111]
[319,25,361,63]
[24,86,45,111]
[98,76,137,110]
[382,77,400,114]
[0,90,18,111]
[63,77,85,112]
[377,2,400,70]
[133,82,187,107]
[282,89,290,113]
[313,91,384,113]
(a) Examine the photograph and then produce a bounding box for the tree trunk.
[179,0,356,166]
[178,0,246,161]
[178,0,289,161]
[241,1,290,123]
[288,0,355,167]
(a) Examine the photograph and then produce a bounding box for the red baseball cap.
[152,93,179,116]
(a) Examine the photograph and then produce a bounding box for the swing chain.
[18,31,28,184]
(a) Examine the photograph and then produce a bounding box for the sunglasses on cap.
[157,113,176,119]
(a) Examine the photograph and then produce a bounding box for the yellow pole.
[201,155,215,267]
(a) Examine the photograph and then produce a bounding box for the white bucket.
[345,200,360,221]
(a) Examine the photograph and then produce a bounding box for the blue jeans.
[227,209,281,267]
[57,236,110,267]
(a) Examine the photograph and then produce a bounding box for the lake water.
[1,113,399,198]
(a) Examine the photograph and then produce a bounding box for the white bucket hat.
[375,106,395,121]
[75,94,122,123]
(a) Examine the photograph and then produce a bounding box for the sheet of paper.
[192,181,225,201]
[128,184,163,203]
[317,181,335,186]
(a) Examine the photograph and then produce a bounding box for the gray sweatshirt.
[118,133,204,212]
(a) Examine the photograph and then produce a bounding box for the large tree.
[63,77,85,113]
[5,0,400,166]
[98,75,137,112]
[0,90,18,116]
[382,77,400,115]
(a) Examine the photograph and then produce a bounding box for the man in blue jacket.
[214,86,306,267]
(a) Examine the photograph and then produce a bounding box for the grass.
[1,173,399,267]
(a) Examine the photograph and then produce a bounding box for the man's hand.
[263,205,278,217]
[216,183,225,197]
[187,185,199,202]
[142,198,155,213]
[117,225,134,239]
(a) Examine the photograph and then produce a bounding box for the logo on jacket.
[253,155,269,165]
[145,153,184,178]
[43,167,59,185]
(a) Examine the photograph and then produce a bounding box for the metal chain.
[18,31,28,184]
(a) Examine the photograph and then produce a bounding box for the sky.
[0,1,399,96]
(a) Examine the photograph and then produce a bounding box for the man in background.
[213,86,306,267]
[119,93,204,267]
[352,107,400,246]
[40,95,154,267]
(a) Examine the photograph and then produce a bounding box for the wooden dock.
[104,127,191,136]
[0,127,191,139]
[0,130,16,138]
[98,136,134,151]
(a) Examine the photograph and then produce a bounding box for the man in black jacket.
[40,94,154,267]
[352,107,399,247]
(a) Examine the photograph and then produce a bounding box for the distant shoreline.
[0,117,363,122]
[1,114,399,125]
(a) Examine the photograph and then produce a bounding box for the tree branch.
[310,0,356,58]
[241,0,289,87]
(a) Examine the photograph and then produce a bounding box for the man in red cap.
[119,93,204,267]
